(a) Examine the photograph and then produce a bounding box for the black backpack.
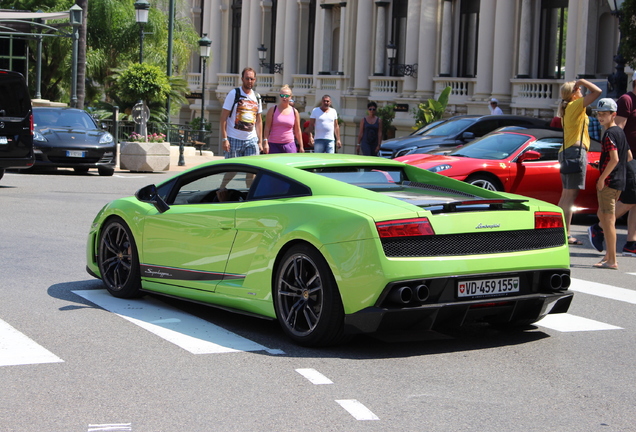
[229,87,262,116]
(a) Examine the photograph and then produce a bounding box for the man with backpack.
[219,67,263,158]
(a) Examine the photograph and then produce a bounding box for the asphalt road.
[1,167,635,432]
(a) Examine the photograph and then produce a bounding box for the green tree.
[412,86,451,130]
[619,0,636,69]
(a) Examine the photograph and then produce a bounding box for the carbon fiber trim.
[140,265,244,281]
[381,228,566,257]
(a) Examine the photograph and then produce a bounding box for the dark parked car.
[31,107,116,176]
[379,115,549,159]
[0,69,34,181]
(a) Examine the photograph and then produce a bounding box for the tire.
[97,218,142,298]
[98,167,115,176]
[273,244,346,347]
[0,168,4,181]
[466,174,503,191]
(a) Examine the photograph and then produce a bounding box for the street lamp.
[386,41,397,77]
[69,4,82,108]
[198,34,212,141]
[257,44,283,74]
[134,0,150,63]
[607,0,627,98]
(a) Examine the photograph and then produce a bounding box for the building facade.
[183,0,628,154]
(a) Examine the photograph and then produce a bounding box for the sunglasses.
[368,108,376,111]
[280,94,292,98]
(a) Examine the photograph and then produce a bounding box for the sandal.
[568,236,583,245]
[593,261,618,270]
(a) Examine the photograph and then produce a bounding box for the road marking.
[87,423,132,432]
[296,368,333,384]
[0,318,64,367]
[537,314,622,332]
[335,400,379,421]
[73,290,284,355]
[570,278,636,304]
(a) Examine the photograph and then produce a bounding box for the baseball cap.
[597,98,617,112]
[490,98,498,104]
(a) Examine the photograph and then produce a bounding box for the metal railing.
[100,119,212,150]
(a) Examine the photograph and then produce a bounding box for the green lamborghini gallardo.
[86,154,573,346]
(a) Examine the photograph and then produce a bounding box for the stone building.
[183,0,628,154]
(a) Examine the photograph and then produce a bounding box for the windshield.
[421,118,475,137]
[34,109,98,130]
[449,133,530,160]
[413,119,445,136]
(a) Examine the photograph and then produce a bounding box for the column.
[261,1,274,74]
[472,0,496,100]
[565,0,590,80]
[374,2,390,75]
[353,0,373,93]
[439,0,452,77]
[297,0,310,74]
[207,0,222,89]
[402,0,421,94]
[282,0,299,85]
[248,1,262,71]
[517,0,532,78]
[491,0,516,99]
[321,4,334,73]
[337,3,347,73]
[416,0,438,98]
[239,2,250,69]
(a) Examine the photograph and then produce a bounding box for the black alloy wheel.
[274,244,345,346]
[97,218,142,298]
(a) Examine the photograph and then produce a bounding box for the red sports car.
[396,128,601,214]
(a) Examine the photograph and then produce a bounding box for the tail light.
[535,211,564,229]
[376,218,435,238]
[30,113,34,133]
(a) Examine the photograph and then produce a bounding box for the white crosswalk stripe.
[72,290,284,355]
[0,318,64,367]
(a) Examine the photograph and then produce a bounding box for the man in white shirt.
[219,68,263,158]
[308,95,341,153]
[489,98,503,115]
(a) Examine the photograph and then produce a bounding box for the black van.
[0,69,34,181]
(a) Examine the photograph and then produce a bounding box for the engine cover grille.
[381,228,566,257]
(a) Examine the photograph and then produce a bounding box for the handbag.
[560,122,585,174]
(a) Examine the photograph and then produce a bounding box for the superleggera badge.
[144,268,172,278]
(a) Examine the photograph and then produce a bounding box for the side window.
[524,139,562,161]
[467,120,498,137]
[250,172,311,200]
[171,170,254,204]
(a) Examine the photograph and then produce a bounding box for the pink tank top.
[269,106,295,143]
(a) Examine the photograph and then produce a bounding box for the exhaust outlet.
[414,284,429,302]
[549,274,562,290]
[560,273,571,289]
[388,286,413,304]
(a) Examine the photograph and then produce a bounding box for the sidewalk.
[167,145,222,172]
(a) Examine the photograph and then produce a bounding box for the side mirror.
[135,184,170,213]
[461,132,475,141]
[518,150,541,162]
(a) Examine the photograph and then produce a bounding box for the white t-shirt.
[310,107,338,140]
[490,106,503,115]
[222,88,262,140]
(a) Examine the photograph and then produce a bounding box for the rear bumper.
[344,292,573,334]
[0,154,35,169]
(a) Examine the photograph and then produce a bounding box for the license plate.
[66,150,85,158]
[0,136,7,145]
[458,276,520,298]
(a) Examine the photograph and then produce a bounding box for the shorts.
[619,159,636,204]
[268,141,297,154]
[314,139,335,153]
[597,186,621,214]
[225,136,259,159]
[559,146,587,190]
